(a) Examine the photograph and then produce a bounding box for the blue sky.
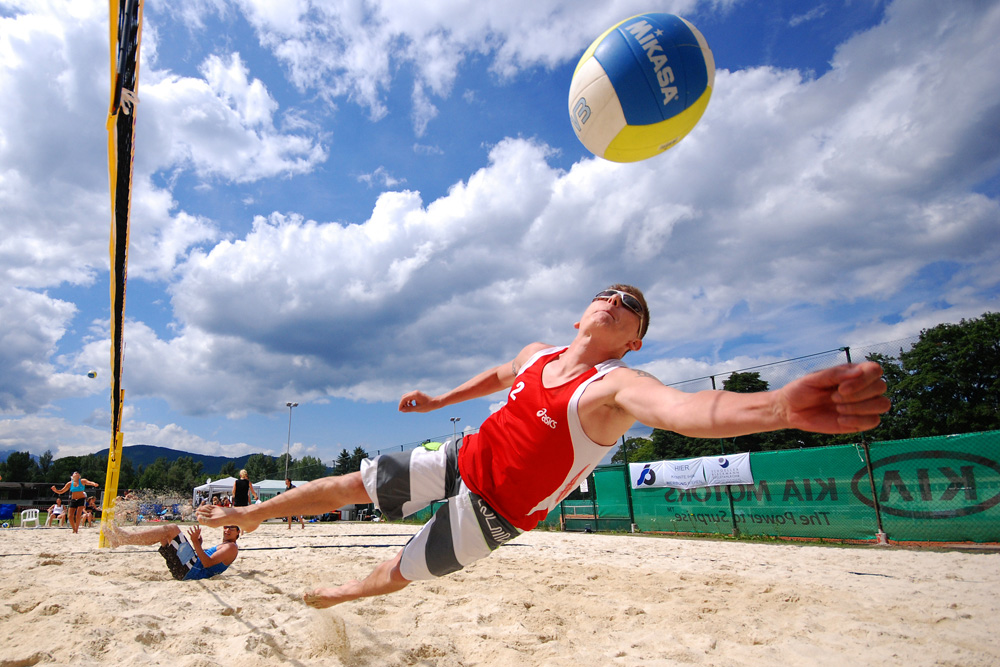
[1,0,998,468]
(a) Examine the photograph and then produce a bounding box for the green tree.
[348,447,369,473]
[163,456,204,493]
[295,455,328,480]
[136,457,169,490]
[0,451,37,482]
[77,453,105,481]
[333,449,352,476]
[275,453,293,479]
[37,450,54,478]
[649,428,724,460]
[611,436,653,464]
[117,457,137,492]
[51,456,78,483]
[218,460,238,478]
[245,453,277,482]
[870,312,1000,439]
[50,454,104,484]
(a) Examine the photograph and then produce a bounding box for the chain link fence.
[665,336,920,393]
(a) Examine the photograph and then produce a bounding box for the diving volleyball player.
[198,284,889,607]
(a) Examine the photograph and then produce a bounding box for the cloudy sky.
[1,0,997,468]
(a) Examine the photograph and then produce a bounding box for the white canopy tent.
[255,479,307,502]
[192,477,236,505]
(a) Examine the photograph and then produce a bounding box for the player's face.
[587,290,643,339]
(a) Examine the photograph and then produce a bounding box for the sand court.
[1,521,997,666]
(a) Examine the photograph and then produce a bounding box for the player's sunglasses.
[593,290,644,331]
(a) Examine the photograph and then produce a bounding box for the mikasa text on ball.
[569,13,715,162]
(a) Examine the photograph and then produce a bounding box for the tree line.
[0,448,369,496]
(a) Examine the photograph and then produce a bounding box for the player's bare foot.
[196,505,260,533]
[103,522,122,547]
[303,583,359,608]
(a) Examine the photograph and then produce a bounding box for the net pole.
[99,0,144,548]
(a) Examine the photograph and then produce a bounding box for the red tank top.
[458,347,626,530]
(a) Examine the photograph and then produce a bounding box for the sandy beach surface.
[1,520,997,666]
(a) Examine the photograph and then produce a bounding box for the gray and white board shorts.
[360,438,521,581]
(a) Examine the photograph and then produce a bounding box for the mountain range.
[0,445,257,475]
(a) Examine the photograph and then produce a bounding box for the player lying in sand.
[197,284,890,608]
[105,522,240,580]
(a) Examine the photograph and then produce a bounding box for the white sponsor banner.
[630,457,705,489]
[703,453,753,486]
[629,453,753,489]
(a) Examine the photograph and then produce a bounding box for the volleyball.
[568,13,715,162]
[87,370,98,379]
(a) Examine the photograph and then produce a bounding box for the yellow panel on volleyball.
[603,87,713,163]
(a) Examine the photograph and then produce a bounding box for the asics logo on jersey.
[536,408,558,429]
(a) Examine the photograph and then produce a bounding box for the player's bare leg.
[197,473,370,532]
[105,521,179,547]
[304,551,409,608]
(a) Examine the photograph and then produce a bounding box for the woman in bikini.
[51,471,99,533]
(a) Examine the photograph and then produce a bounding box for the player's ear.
[627,338,642,353]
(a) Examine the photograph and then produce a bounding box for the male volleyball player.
[198,284,889,607]
[106,522,240,581]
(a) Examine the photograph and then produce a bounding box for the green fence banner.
[858,432,1000,542]
[730,444,880,540]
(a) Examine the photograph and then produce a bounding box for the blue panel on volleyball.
[593,13,707,126]
[594,30,659,125]
[677,42,709,109]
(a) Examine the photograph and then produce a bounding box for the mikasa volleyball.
[568,13,715,162]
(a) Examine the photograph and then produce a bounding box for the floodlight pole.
[450,417,461,441]
[285,402,298,480]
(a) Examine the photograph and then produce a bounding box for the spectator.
[45,498,66,528]
[231,470,259,508]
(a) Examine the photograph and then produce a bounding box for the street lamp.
[285,402,298,480]
[450,417,461,441]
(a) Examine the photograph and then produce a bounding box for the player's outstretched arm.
[615,362,890,438]
[398,342,551,414]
